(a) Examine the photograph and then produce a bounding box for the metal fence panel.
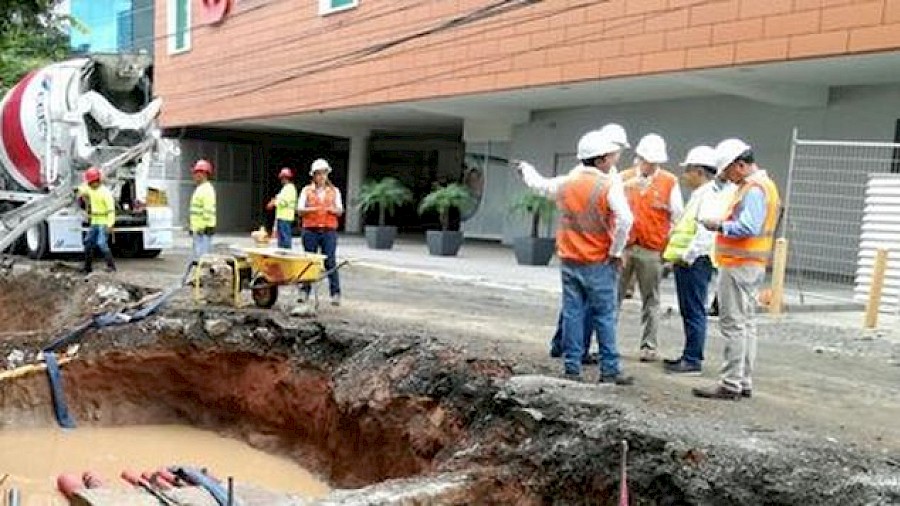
[782,130,900,307]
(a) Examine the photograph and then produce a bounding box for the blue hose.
[170,466,237,506]
[44,352,76,429]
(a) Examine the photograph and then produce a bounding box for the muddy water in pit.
[0,425,330,504]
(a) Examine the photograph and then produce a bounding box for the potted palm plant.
[510,192,557,266]
[356,177,413,250]
[418,183,474,256]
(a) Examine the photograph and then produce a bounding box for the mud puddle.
[0,425,330,504]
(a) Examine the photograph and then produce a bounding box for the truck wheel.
[0,203,24,255]
[25,222,50,260]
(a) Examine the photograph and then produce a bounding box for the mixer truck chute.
[0,53,176,259]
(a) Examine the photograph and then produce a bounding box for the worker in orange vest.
[517,129,635,384]
[298,158,343,306]
[694,139,781,401]
[618,134,684,362]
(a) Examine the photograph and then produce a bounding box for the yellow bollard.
[864,248,889,329]
[768,238,788,315]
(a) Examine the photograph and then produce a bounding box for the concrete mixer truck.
[0,53,176,259]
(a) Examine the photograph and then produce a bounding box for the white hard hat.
[576,130,621,161]
[714,138,752,172]
[635,133,668,164]
[680,145,718,169]
[598,123,629,149]
[310,158,331,175]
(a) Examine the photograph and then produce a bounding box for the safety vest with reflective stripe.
[714,173,780,268]
[275,183,298,222]
[302,185,339,230]
[662,192,702,264]
[620,167,677,252]
[555,171,613,264]
[189,181,217,232]
[79,184,116,227]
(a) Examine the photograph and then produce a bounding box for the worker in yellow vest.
[267,167,298,249]
[78,167,116,273]
[618,133,684,363]
[661,146,723,374]
[694,139,781,401]
[298,159,343,306]
[189,159,217,262]
[517,130,635,385]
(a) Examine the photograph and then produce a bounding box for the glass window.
[167,0,191,54]
[319,0,358,15]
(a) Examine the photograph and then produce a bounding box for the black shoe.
[581,353,598,365]
[742,388,753,398]
[664,360,702,375]
[104,265,117,273]
[562,372,583,383]
[663,356,683,366]
[692,385,741,400]
[598,374,634,386]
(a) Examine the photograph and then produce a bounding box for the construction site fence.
[781,129,900,320]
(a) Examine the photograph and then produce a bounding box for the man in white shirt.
[661,146,728,374]
[517,130,634,384]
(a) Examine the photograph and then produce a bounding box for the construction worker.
[189,159,216,261]
[694,139,781,400]
[619,133,684,362]
[548,123,630,362]
[517,130,634,384]
[267,167,298,249]
[661,146,722,374]
[78,167,116,273]
[298,158,343,306]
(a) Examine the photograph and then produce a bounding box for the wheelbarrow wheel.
[251,276,279,308]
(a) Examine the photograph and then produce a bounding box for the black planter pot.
[365,225,398,250]
[513,237,556,266]
[426,230,463,256]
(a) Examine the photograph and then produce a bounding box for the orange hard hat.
[84,167,102,183]
[278,167,294,180]
[192,159,213,174]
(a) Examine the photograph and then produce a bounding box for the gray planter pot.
[426,230,463,256]
[365,225,397,250]
[513,237,556,266]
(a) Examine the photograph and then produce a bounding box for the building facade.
[152,0,900,243]
[70,0,155,54]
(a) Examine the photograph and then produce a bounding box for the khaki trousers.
[618,245,663,350]
[717,264,765,392]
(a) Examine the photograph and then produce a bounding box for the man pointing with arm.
[517,130,634,384]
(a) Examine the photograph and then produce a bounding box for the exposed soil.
[0,264,898,505]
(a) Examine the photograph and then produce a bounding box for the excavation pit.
[0,266,898,505]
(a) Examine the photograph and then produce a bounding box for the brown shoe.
[692,385,741,400]
[639,348,659,362]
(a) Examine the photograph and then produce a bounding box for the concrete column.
[344,134,369,233]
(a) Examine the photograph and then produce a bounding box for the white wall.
[150,139,254,233]
[498,83,900,258]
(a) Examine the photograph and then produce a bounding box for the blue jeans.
[302,229,340,296]
[192,233,212,263]
[561,260,621,376]
[674,256,714,366]
[550,309,593,358]
[276,219,293,249]
[84,225,110,255]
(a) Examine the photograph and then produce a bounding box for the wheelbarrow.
[241,247,347,309]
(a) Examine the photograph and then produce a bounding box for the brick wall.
[155,0,900,127]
